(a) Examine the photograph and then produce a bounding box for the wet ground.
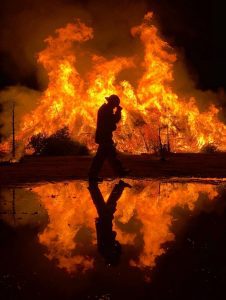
[0,178,226,300]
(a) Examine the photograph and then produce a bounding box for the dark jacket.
[95,103,121,144]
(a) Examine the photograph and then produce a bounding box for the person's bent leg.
[88,183,106,216]
[88,145,106,179]
[107,144,125,176]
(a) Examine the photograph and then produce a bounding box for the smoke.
[0,0,88,89]
[0,0,148,88]
[173,59,217,109]
[0,86,40,139]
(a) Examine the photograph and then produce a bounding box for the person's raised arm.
[114,106,122,123]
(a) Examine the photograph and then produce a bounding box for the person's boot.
[88,176,103,183]
[118,180,132,188]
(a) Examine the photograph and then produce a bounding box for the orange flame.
[32,180,219,274]
[4,12,226,153]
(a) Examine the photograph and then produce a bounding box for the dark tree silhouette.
[201,143,218,153]
[28,127,89,156]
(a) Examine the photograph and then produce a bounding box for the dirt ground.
[0,152,226,186]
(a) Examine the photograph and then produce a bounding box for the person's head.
[105,94,120,108]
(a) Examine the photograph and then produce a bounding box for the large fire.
[3,12,226,153]
[31,180,219,274]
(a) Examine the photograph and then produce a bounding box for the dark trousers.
[88,181,125,243]
[89,143,123,177]
[88,181,125,216]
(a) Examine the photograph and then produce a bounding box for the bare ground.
[0,153,226,186]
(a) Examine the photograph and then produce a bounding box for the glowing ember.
[32,180,219,274]
[3,12,226,153]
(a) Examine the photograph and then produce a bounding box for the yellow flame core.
[12,13,226,153]
[32,180,219,274]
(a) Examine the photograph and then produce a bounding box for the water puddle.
[0,178,226,299]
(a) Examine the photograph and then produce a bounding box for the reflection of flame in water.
[2,12,226,154]
[32,180,218,274]
[34,182,95,274]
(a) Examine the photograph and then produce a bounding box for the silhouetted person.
[88,180,131,266]
[89,95,128,182]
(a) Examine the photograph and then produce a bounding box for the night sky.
[0,0,225,111]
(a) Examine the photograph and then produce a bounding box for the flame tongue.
[14,13,226,153]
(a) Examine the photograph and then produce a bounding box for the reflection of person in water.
[88,180,131,265]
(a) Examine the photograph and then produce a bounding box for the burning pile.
[3,12,226,154]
